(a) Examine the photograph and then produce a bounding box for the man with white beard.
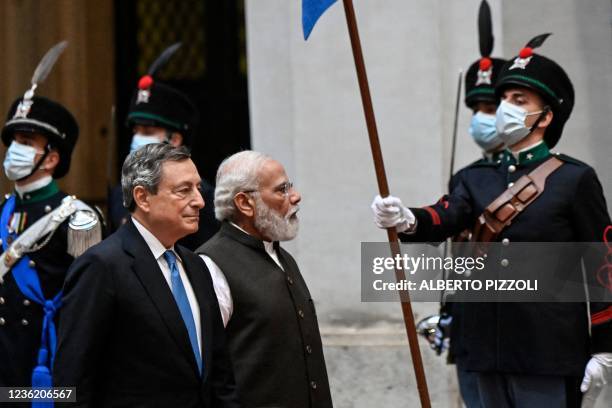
[196,150,333,408]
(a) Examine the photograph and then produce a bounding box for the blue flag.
[302,0,337,40]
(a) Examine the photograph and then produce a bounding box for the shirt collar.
[14,177,58,204]
[132,216,180,263]
[263,241,276,257]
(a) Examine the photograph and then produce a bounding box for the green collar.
[14,180,60,205]
[484,150,505,163]
[504,142,550,166]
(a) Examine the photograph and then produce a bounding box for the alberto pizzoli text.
[372,279,538,292]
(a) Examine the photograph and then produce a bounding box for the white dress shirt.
[132,217,201,351]
[200,222,283,327]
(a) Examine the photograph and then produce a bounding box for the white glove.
[581,353,612,408]
[370,195,416,233]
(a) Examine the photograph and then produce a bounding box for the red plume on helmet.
[464,0,507,108]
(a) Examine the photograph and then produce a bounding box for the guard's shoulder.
[551,152,592,169]
[67,197,104,258]
[453,158,499,177]
[465,158,500,169]
[69,198,101,229]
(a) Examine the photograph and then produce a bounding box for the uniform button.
[287,276,294,285]
[0,317,5,325]
[502,238,510,246]
[306,345,312,354]
[23,299,30,306]
[298,309,305,318]
[21,319,28,326]
[501,259,509,267]
[0,297,4,305]
[508,182,514,188]
[28,260,36,268]
[24,194,30,200]
[508,165,516,173]
[310,381,317,390]
[44,205,52,213]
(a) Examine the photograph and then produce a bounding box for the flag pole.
[341,0,431,406]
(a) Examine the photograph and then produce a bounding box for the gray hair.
[214,150,271,221]
[121,143,191,212]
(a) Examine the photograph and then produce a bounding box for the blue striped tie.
[163,250,202,375]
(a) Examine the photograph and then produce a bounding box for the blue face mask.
[469,112,502,152]
[129,134,164,152]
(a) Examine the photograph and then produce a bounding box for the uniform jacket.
[54,219,241,408]
[0,183,74,387]
[402,145,612,376]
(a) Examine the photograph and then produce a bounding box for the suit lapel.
[176,245,210,382]
[121,220,200,376]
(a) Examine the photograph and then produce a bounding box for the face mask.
[129,133,164,152]
[3,141,43,181]
[495,100,544,148]
[469,112,502,152]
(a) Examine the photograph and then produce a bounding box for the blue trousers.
[456,362,482,408]
[476,372,582,408]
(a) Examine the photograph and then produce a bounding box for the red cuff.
[423,206,441,226]
[592,306,612,326]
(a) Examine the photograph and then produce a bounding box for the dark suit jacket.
[54,219,241,408]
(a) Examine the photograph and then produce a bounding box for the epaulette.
[551,152,590,167]
[67,198,103,258]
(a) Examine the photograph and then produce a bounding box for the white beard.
[253,196,299,241]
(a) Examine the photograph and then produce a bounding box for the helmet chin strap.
[528,106,551,133]
[16,144,51,182]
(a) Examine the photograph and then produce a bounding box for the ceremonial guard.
[108,44,218,249]
[0,42,102,389]
[373,34,612,407]
[461,0,506,166]
[441,2,506,407]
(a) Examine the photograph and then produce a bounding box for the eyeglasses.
[243,181,294,197]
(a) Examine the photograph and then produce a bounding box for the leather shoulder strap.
[472,156,564,246]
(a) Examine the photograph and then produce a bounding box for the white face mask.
[129,133,165,152]
[3,141,44,181]
[495,100,544,148]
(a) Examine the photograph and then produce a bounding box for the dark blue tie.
[163,250,202,375]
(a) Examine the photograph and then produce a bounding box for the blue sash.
[1,195,61,407]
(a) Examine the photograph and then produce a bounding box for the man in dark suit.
[54,143,241,408]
